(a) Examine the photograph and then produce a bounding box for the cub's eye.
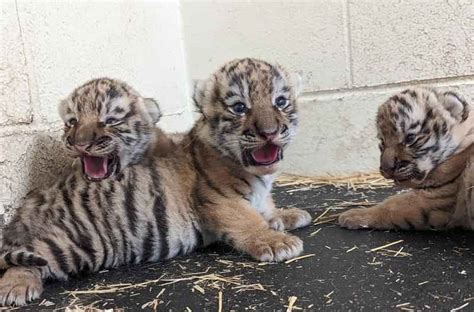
[405,133,416,145]
[105,117,120,125]
[230,102,248,115]
[275,96,288,109]
[66,118,77,127]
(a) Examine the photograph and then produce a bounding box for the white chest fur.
[247,174,275,218]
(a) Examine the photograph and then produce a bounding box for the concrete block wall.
[1,1,474,220]
[0,1,193,221]
[181,0,474,175]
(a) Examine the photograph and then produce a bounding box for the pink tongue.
[252,144,280,164]
[83,155,108,179]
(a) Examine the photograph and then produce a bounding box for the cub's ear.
[58,99,74,122]
[290,72,303,97]
[275,63,303,97]
[441,91,469,122]
[58,99,68,121]
[143,98,161,124]
[192,79,208,113]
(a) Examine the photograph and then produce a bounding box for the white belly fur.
[248,174,276,219]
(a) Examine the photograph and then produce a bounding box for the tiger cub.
[339,87,474,230]
[0,58,311,306]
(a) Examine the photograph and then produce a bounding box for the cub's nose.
[74,143,91,152]
[257,127,279,141]
[380,163,395,174]
[380,155,397,173]
[74,136,112,153]
[380,158,410,174]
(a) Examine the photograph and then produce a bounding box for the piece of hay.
[346,246,359,253]
[141,288,165,310]
[309,228,322,236]
[39,299,55,307]
[193,285,206,295]
[377,248,412,258]
[285,254,316,264]
[64,306,122,312]
[276,172,393,190]
[313,214,340,226]
[395,302,411,308]
[286,296,298,312]
[370,240,404,252]
[232,283,266,293]
[218,291,223,312]
[334,200,378,208]
[63,275,166,296]
[160,273,241,287]
[451,302,470,312]
[313,208,331,223]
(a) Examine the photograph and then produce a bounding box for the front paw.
[268,208,312,231]
[338,208,376,230]
[246,231,303,262]
[0,267,43,306]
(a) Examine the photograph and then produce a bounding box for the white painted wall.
[1,0,474,220]
[0,0,193,220]
[181,0,474,175]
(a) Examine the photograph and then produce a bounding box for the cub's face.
[377,88,470,185]
[194,58,300,176]
[58,78,161,182]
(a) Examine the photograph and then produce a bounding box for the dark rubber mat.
[17,184,474,311]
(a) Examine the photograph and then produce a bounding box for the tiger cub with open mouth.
[339,87,474,230]
[0,58,311,306]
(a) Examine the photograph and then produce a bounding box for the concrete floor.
[17,184,474,311]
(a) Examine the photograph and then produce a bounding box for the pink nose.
[258,128,278,141]
[262,133,277,141]
[74,143,90,152]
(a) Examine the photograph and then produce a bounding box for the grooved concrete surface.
[16,184,474,312]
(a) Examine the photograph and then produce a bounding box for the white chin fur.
[247,163,280,176]
[416,158,434,173]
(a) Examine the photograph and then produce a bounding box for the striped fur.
[0,59,311,306]
[339,87,474,230]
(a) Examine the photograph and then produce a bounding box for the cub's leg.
[467,158,474,229]
[204,198,303,262]
[265,195,311,231]
[451,157,474,229]
[0,267,43,306]
[339,191,455,230]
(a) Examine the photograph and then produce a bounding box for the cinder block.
[15,1,191,129]
[182,0,349,92]
[349,1,474,87]
[0,2,32,125]
[284,92,383,176]
[159,111,195,133]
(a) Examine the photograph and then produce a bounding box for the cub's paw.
[338,208,376,230]
[247,231,303,262]
[268,208,312,231]
[0,267,43,306]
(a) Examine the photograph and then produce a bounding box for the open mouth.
[380,170,409,183]
[380,169,424,184]
[81,154,118,182]
[247,143,282,166]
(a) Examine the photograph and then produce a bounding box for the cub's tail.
[0,250,48,270]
